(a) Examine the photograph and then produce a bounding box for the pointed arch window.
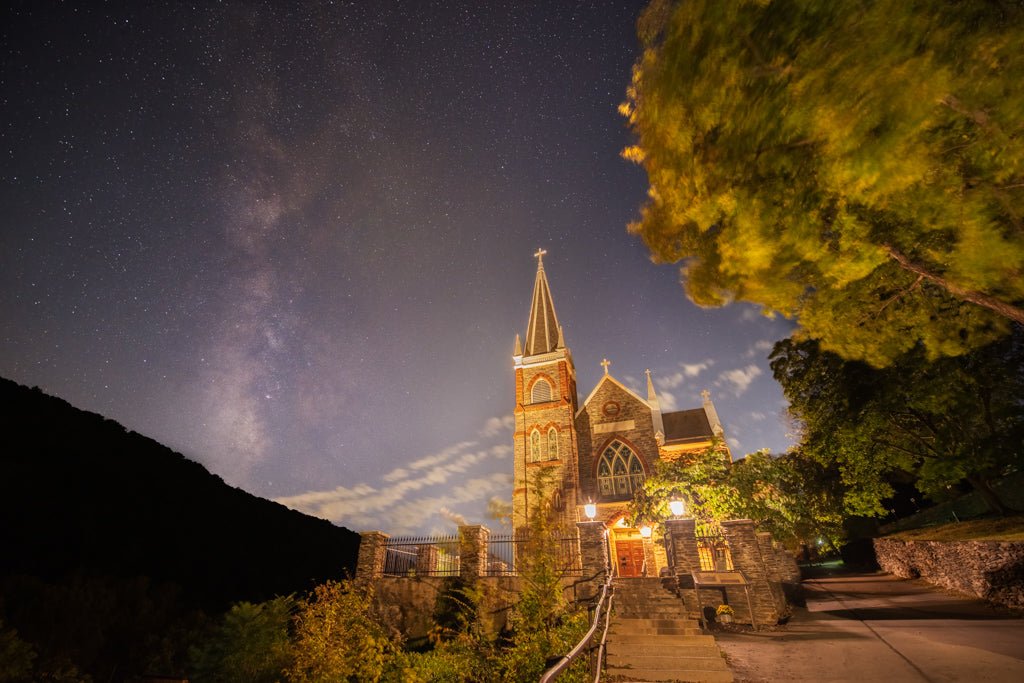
[597,441,645,499]
[531,378,552,403]
[547,427,558,460]
[530,429,542,462]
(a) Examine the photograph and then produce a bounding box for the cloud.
[276,415,516,533]
[382,440,478,482]
[749,411,767,421]
[656,372,685,390]
[479,414,514,438]
[744,339,775,359]
[738,307,760,323]
[716,364,763,396]
[438,507,468,526]
[655,360,712,393]
[682,361,711,377]
[659,390,678,411]
[727,437,741,450]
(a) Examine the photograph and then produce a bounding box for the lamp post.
[583,502,597,521]
[669,499,685,518]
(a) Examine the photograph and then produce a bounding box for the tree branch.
[883,245,1024,324]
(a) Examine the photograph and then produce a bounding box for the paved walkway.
[715,565,1024,682]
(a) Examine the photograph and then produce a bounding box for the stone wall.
[371,576,522,641]
[874,538,1024,609]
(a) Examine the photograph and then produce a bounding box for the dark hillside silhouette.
[0,377,360,609]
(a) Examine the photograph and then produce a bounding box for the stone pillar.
[774,540,802,604]
[357,531,389,580]
[664,518,700,574]
[416,544,439,575]
[757,531,788,616]
[576,520,609,602]
[664,518,702,618]
[721,520,780,627]
[776,542,802,583]
[459,524,490,580]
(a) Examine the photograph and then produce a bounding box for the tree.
[286,580,402,683]
[628,442,844,548]
[189,597,294,683]
[496,468,588,683]
[0,620,36,682]
[770,329,1024,516]
[622,0,1024,366]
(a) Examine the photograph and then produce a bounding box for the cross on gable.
[601,358,610,374]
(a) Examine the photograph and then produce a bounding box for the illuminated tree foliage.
[623,0,1024,365]
[770,330,1024,516]
[629,442,844,547]
[286,580,402,683]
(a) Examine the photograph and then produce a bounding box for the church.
[512,250,732,577]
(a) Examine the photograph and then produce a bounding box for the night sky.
[2,1,796,534]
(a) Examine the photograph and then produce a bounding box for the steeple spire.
[524,249,563,356]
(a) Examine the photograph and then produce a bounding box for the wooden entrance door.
[616,540,646,577]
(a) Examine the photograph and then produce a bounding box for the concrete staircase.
[604,578,733,683]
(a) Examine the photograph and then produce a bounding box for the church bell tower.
[512,250,580,532]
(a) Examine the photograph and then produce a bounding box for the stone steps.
[603,579,734,683]
[603,665,735,683]
[607,643,721,658]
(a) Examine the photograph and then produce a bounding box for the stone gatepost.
[757,531,788,615]
[357,531,389,580]
[459,524,490,580]
[416,544,439,575]
[776,541,802,583]
[721,520,780,627]
[576,520,610,603]
[774,540,802,603]
[664,518,702,617]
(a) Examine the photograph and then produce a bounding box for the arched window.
[597,441,645,499]
[547,427,558,460]
[531,378,552,403]
[530,429,542,462]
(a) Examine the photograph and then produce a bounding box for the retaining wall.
[874,538,1024,609]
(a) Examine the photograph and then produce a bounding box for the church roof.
[524,250,562,356]
[662,408,714,444]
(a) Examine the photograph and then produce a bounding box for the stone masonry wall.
[371,575,591,641]
[874,538,1024,609]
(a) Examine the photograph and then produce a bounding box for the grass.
[885,514,1024,542]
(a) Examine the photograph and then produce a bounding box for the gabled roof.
[524,251,562,356]
[662,408,714,444]
[577,373,649,418]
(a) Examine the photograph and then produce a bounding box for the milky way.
[2,1,796,534]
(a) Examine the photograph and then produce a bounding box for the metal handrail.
[539,567,615,683]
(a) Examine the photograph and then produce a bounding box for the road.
[714,565,1024,682]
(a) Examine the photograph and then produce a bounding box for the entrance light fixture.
[639,524,653,539]
[669,499,685,517]
[584,502,597,520]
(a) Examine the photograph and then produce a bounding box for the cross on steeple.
[534,248,547,266]
[601,358,611,375]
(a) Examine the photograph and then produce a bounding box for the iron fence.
[382,534,460,577]
[485,532,583,576]
[696,534,734,571]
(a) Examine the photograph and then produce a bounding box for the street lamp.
[669,499,685,517]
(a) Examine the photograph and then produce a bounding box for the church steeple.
[524,249,562,356]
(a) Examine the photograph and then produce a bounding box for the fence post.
[357,531,390,580]
[721,519,780,627]
[664,518,701,617]
[459,524,490,580]
[576,520,609,602]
